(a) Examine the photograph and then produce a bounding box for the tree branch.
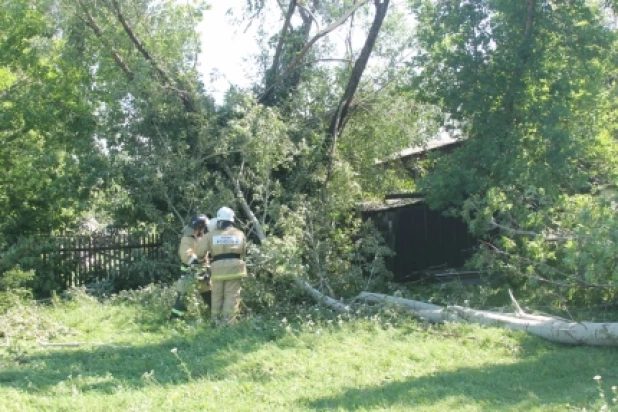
[488,219,572,242]
[297,2,320,32]
[76,1,134,80]
[258,0,371,103]
[327,0,389,139]
[108,0,169,83]
[484,241,618,289]
[222,165,267,243]
[271,0,297,75]
[323,0,390,190]
[107,0,196,112]
[322,98,346,197]
[261,0,298,104]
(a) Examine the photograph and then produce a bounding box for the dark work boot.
[200,291,212,317]
[170,294,187,319]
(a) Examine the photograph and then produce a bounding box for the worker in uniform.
[170,214,211,319]
[196,207,247,324]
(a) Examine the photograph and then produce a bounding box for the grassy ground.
[1,286,617,412]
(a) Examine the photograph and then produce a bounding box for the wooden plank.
[34,232,165,290]
[76,235,81,286]
[105,235,111,279]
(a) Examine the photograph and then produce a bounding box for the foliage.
[0,232,179,298]
[246,197,394,308]
[0,0,102,240]
[412,0,617,205]
[110,254,179,292]
[0,0,407,304]
[0,237,64,296]
[0,266,35,313]
[339,87,440,197]
[0,0,221,297]
[464,190,618,306]
[408,0,618,303]
[57,0,217,231]
[7,0,618,313]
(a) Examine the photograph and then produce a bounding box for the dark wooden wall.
[362,201,477,282]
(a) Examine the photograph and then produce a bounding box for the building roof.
[375,131,461,165]
[358,197,425,212]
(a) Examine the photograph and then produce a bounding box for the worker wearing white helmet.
[196,206,247,324]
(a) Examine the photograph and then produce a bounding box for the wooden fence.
[40,232,167,289]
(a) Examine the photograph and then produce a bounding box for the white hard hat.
[216,206,235,222]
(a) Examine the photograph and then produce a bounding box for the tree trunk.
[260,0,298,104]
[323,0,390,192]
[258,0,370,104]
[356,292,618,346]
[295,279,351,313]
[326,0,390,141]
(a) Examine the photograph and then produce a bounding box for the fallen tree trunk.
[235,180,618,345]
[356,292,618,346]
[295,279,351,313]
[356,292,456,323]
[449,305,618,346]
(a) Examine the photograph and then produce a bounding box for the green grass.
[1,287,617,411]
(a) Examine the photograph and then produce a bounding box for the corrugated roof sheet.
[375,131,461,165]
[358,197,425,212]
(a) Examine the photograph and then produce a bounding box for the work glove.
[187,254,198,266]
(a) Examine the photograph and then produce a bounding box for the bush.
[0,237,65,296]
[0,266,35,313]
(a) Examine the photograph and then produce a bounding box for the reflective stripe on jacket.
[197,226,247,280]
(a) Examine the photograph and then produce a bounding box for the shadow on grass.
[301,344,618,410]
[0,320,284,393]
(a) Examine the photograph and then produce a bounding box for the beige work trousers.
[210,278,242,323]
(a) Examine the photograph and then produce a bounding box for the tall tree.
[409,0,618,299]
[60,0,220,228]
[0,0,102,241]
[410,0,617,206]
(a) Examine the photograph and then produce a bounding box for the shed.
[360,198,477,282]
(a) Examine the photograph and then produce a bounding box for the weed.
[170,347,192,382]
